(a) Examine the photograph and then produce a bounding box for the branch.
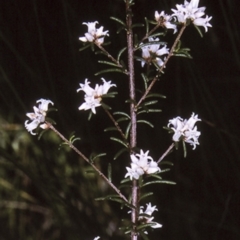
[157,143,175,164]
[136,24,187,109]
[47,122,129,204]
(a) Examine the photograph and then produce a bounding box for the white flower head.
[79,21,109,45]
[125,150,160,180]
[77,78,116,114]
[155,11,177,34]
[140,37,169,68]
[139,203,162,233]
[93,237,100,240]
[168,112,201,149]
[25,99,53,135]
[171,0,212,32]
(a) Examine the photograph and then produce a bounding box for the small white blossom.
[171,0,212,32]
[125,150,160,180]
[155,11,177,34]
[168,112,201,149]
[139,203,162,232]
[79,21,109,45]
[93,237,100,240]
[140,37,169,68]
[77,78,116,114]
[25,99,53,135]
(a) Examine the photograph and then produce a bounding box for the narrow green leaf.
[194,24,203,37]
[132,23,144,28]
[110,16,126,27]
[144,17,149,34]
[98,60,121,67]
[110,137,128,147]
[125,122,132,139]
[148,32,166,38]
[104,127,118,132]
[139,192,153,201]
[95,68,126,76]
[141,73,148,90]
[113,111,130,119]
[88,111,93,121]
[114,148,128,160]
[108,163,112,182]
[79,44,91,52]
[148,174,162,180]
[91,153,106,162]
[116,117,129,123]
[116,26,126,34]
[142,180,176,187]
[174,52,192,58]
[117,47,127,62]
[137,120,154,128]
[183,141,187,158]
[137,109,162,115]
[101,102,111,110]
[142,100,158,106]
[120,177,132,184]
[145,93,166,99]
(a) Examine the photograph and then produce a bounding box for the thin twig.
[136,24,187,109]
[47,122,129,204]
[141,24,161,42]
[96,43,129,75]
[157,143,175,164]
[104,108,129,146]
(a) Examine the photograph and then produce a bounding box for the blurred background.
[0,0,239,239]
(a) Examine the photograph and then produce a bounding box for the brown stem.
[126,1,139,239]
[157,143,175,164]
[136,24,187,109]
[46,122,129,204]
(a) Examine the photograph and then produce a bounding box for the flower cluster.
[79,21,109,45]
[125,150,160,180]
[140,37,169,68]
[171,0,212,32]
[168,112,201,149]
[77,78,116,114]
[139,203,162,232]
[155,11,177,34]
[25,99,53,135]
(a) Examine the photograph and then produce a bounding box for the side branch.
[136,24,187,109]
[96,43,129,75]
[157,143,175,164]
[47,123,129,204]
[104,108,129,146]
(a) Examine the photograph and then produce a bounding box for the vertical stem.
[126,1,138,239]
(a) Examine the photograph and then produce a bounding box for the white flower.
[25,99,53,135]
[140,37,169,67]
[125,150,160,180]
[93,237,100,240]
[79,21,109,45]
[155,11,177,34]
[139,203,162,232]
[171,0,212,32]
[168,112,201,149]
[77,78,116,114]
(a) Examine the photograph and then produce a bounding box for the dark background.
[0,0,240,239]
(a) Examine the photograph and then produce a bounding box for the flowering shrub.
[24,0,211,239]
